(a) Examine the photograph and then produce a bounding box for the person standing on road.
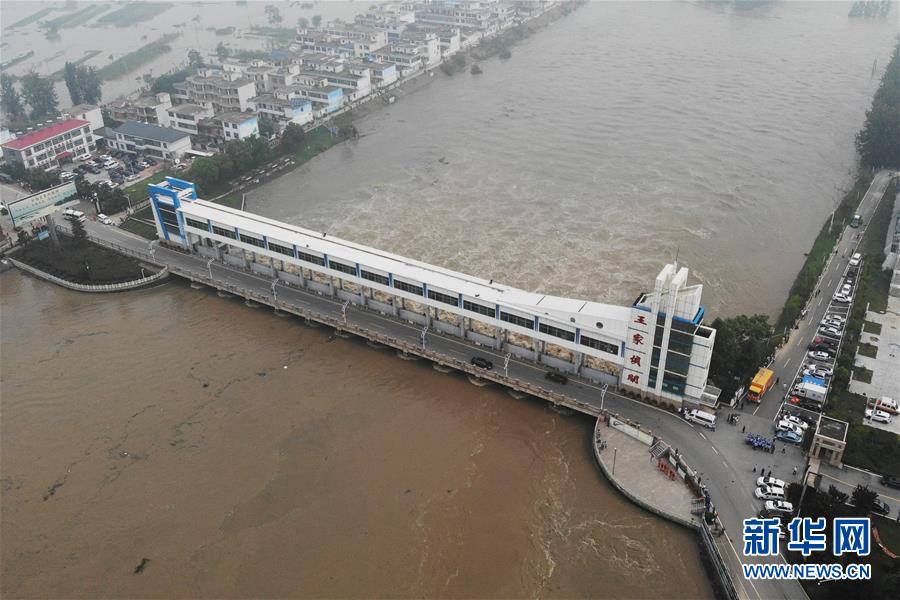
[793,466,798,476]
[753,463,758,473]
[742,424,746,433]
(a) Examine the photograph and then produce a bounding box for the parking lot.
[64,149,162,191]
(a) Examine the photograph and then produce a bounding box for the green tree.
[64,62,82,105]
[216,42,230,61]
[280,122,305,153]
[188,157,220,193]
[265,5,282,25]
[297,16,309,29]
[258,117,276,138]
[79,66,102,104]
[0,73,24,120]
[311,14,322,27]
[71,217,87,246]
[708,314,774,402]
[96,186,129,214]
[188,49,203,69]
[856,41,900,169]
[849,484,878,517]
[20,71,59,120]
[24,167,61,192]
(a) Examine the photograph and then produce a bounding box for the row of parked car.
[62,152,158,187]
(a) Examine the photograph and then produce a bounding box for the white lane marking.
[698,431,707,441]
[712,446,720,456]
[722,460,728,468]
[782,358,791,369]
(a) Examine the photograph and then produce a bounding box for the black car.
[144,158,157,166]
[882,475,900,490]
[470,356,493,370]
[545,371,568,384]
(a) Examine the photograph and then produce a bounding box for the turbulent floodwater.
[0,272,711,598]
[248,0,897,318]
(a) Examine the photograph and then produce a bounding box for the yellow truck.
[747,368,775,403]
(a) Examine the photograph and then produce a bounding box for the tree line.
[1,61,101,127]
[856,39,899,170]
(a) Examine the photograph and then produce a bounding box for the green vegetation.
[707,314,774,403]
[48,50,102,81]
[121,170,176,206]
[856,40,900,170]
[19,71,59,121]
[788,484,900,600]
[857,343,878,359]
[214,26,236,35]
[826,177,899,475]
[97,2,173,27]
[43,4,109,29]
[15,235,145,284]
[96,34,181,81]
[440,53,467,76]
[0,50,34,70]
[0,73,25,121]
[5,7,56,29]
[249,26,296,42]
[215,43,271,63]
[64,62,102,105]
[852,366,873,383]
[0,163,61,192]
[863,320,882,334]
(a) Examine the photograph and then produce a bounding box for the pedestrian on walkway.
[793,466,798,476]
[753,463,757,473]
[776,377,780,385]
[782,446,786,454]
[742,424,746,433]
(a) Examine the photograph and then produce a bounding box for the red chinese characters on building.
[630,355,641,367]
[627,374,640,384]
[634,315,647,325]
[632,333,644,346]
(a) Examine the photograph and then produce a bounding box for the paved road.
[754,170,896,423]
[63,218,810,600]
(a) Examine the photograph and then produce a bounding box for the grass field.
[96,34,180,80]
[43,4,109,29]
[863,320,883,335]
[97,2,172,27]
[6,6,55,29]
[48,50,103,81]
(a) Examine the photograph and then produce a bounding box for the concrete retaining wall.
[540,353,576,373]
[433,320,462,337]
[223,254,246,268]
[582,367,619,387]
[367,298,395,314]
[10,259,169,293]
[307,280,333,295]
[399,309,428,325]
[251,262,275,277]
[337,289,364,305]
[506,343,536,361]
[466,330,498,348]
[277,271,303,286]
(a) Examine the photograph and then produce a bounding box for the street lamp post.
[503,352,511,377]
[421,325,428,350]
[206,257,214,280]
[612,447,617,475]
[600,383,609,412]
[341,299,350,324]
[271,278,278,302]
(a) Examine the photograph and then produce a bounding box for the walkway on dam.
[52,219,807,600]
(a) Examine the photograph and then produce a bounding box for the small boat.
[382,95,396,105]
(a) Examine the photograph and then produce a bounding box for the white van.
[63,209,86,223]
[685,409,717,430]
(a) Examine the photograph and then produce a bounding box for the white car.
[840,283,853,296]
[755,484,786,500]
[765,500,794,516]
[865,409,892,424]
[776,420,803,436]
[756,476,786,488]
[821,320,844,330]
[808,351,832,361]
[97,213,112,225]
[819,326,842,337]
[833,294,852,304]
[824,314,846,323]
[779,414,809,431]
[849,253,862,267]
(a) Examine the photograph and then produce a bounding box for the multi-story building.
[108,93,173,127]
[166,104,214,136]
[1,119,94,169]
[248,94,314,130]
[415,0,497,31]
[349,61,398,88]
[621,264,720,407]
[64,104,104,133]
[150,176,720,410]
[271,83,344,117]
[173,69,257,114]
[111,121,192,161]
[215,112,260,142]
